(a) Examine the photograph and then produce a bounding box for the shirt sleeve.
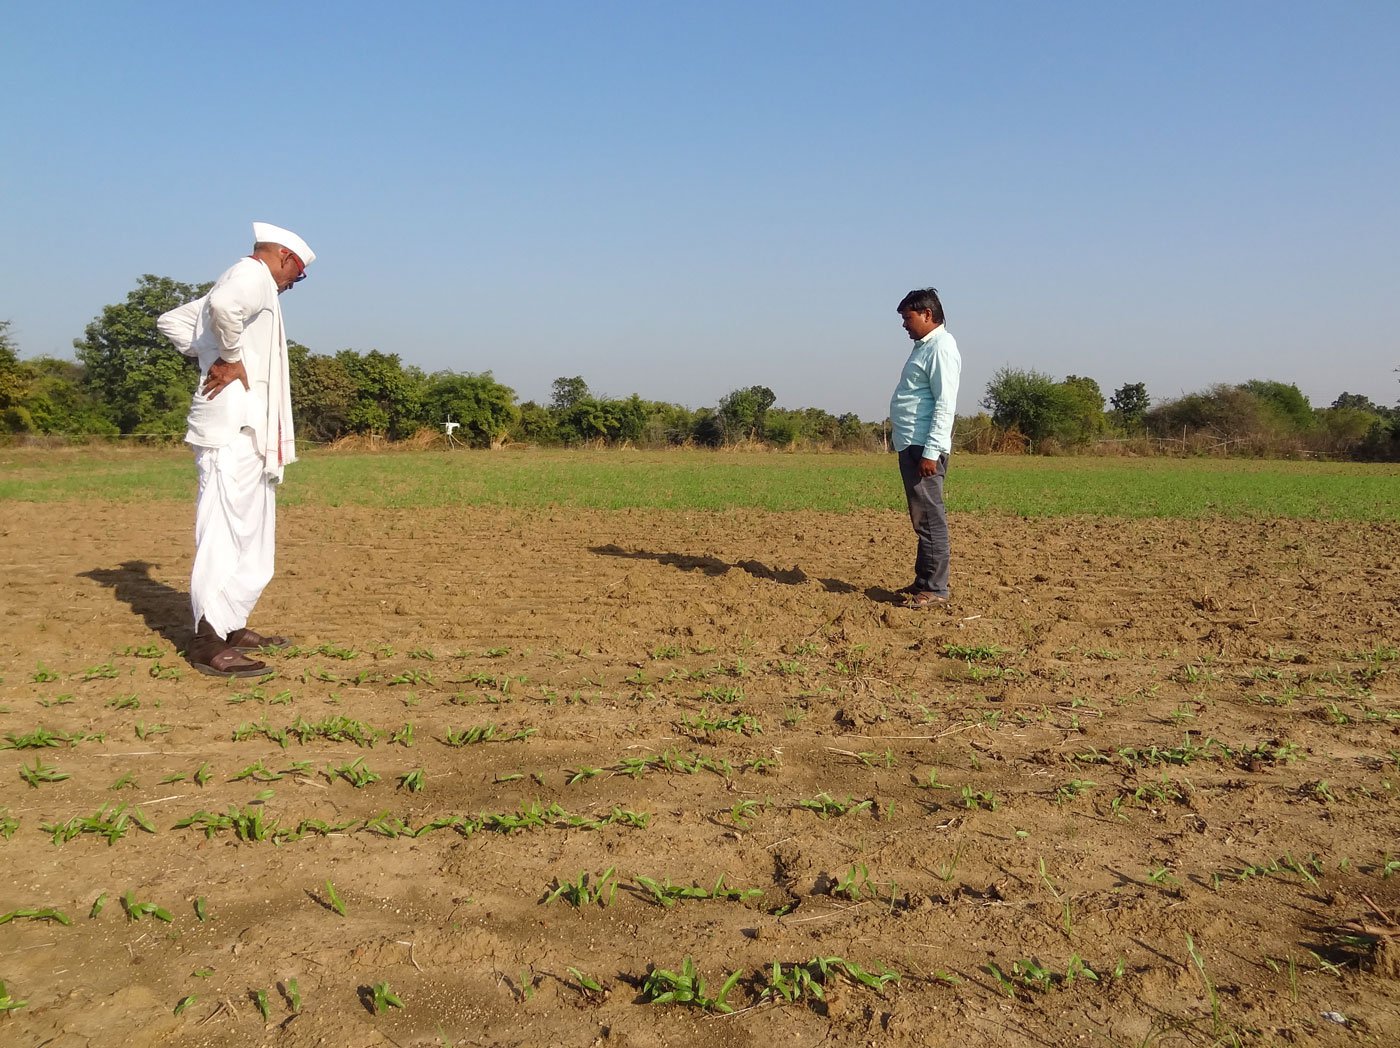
[923,337,961,458]
[205,263,267,363]
[156,296,204,357]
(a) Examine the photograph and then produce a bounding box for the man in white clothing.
[157,222,315,677]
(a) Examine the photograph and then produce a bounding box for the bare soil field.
[2,502,1398,1047]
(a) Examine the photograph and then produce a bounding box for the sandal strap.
[227,628,290,650]
[209,648,267,672]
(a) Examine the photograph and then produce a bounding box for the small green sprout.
[325,879,347,916]
[0,907,71,926]
[121,891,172,922]
[19,758,70,787]
[369,981,403,1013]
[0,980,29,1013]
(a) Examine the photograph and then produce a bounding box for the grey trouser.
[897,446,950,597]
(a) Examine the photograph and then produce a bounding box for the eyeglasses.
[286,250,307,284]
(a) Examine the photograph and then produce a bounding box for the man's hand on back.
[202,359,250,398]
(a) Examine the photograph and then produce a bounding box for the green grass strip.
[2,447,1397,520]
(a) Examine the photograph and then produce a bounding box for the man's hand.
[918,455,943,478]
[201,359,249,399]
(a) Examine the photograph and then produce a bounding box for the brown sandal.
[226,627,292,652]
[191,646,269,678]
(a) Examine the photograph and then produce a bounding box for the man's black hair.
[897,288,944,324]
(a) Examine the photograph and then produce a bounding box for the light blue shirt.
[890,326,960,458]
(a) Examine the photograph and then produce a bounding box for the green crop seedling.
[327,757,380,788]
[19,758,70,787]
[369,981,403,1013]
[960,786,998,811]
[0,906,71,926]
[761,957,899,1003]
[544,867,617,908]
[121,891,172,922]
[325,879,347,916]
[634,874,761,908]
[4,726,72,749]
[640,957,742,1013]
[797,793,872,819]
[565,967,606,1001]
[0,980,29,1013]
[42,803,155,846]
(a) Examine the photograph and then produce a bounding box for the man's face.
[900,308,936,341]
[272,248,306,293]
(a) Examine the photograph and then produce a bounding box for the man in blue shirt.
[889,288,961,607]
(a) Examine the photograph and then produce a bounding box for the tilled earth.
[2,501,1398,1047]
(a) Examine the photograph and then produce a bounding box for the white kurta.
[157,257,297,635]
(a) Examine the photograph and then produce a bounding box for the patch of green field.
[1,446,1397,520]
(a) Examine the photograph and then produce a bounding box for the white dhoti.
[191,431,277,636]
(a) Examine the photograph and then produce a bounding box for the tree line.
[2,276,1397,460]
[974,368,1398,460]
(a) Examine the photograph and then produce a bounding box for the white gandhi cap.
[251,222,316,266]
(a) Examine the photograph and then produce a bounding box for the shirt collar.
[915,324,942,346]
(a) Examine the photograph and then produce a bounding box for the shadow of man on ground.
[78,561,189,649]
[590,543,903,603]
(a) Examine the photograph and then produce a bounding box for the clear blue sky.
[4,2,1397,419]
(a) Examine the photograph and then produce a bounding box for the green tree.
[690,407,724,447]
[515,400,558,445]
[1355,415,1399,461]
[74,275,210,434]
[836,412,872,449]
[289,347,358,443]
[14,357,118,435]
[1312,405,1382,454]
[420,371,519,448]
[638,400,695,446]
[1145,384,1271,443]
[759,407,842,447]
[1241,379,1314,432]
[1332,391,1379,412]
[981,368,1069,446]
[1058,375,1107,444]
[716,385,776,443]
[0,321,25,416]
[550,376,590,412]
[555,394,648,445]
[335,349,423,438]
[761,407,806,446]
[1109,382,1150,433]
[1332,391,1393,420]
